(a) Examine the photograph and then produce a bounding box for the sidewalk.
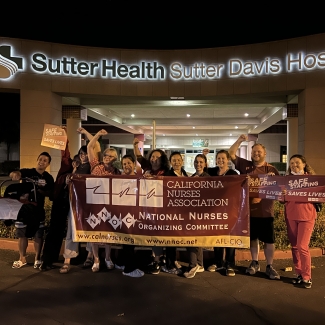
[0,247,325,325]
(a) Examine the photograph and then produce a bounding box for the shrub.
[270,162,287,172]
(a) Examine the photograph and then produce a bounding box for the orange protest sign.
[41,124,67,150]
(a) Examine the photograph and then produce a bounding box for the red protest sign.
[283,175,325,203]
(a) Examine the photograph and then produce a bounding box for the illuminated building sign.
[1,44,325,81]
[32,54,165,79]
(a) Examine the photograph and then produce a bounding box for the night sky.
[1,4,325,50]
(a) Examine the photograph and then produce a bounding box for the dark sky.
[1,4,325,50]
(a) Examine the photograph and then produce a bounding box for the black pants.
[214,247,235,267]
[186,247,203,268]
[41,199,70,265]
[165,247,177,269]
[120,244,137,273]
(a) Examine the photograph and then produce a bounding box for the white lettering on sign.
[228,58,281,77]
[3,45,325,82]
[287,52,325,72]
[170,62,225,79]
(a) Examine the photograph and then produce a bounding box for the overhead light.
[244,113,249,117]
[235,126,238,129]
[170,97,185,100]
[187,114,190,117]
[131,114,135,118]
[230,133,232,136]
[196,134,198,136]
[163,134,165,136]
[192,126,195,129]
[151,126,153,129]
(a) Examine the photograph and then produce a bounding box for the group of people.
[5,131,319,287]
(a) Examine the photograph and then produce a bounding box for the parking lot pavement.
[0,248,325,325]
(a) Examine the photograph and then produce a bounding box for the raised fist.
[238,134,248,142]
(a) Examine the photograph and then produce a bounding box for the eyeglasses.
[104,154,116,158]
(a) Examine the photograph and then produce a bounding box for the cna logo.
[86,178,110,205]
[85,177,164,208]
[112,178,137,206]
[0,46,23,79]
[139,179,163,207]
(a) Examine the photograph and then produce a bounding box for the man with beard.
[229,134,280,280]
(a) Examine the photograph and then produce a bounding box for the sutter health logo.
[0,46,23,79]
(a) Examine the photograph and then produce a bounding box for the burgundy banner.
[70,174,250,248]
[283,175,325,203]
[248,174,284,201]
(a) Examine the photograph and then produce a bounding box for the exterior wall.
[298,87,325,174]
[1,34,325,176]
[20,89,62,178]
[257,134,287,163]
[1,34,325,97]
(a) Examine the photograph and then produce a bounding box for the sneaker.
[174,260,182,269]
[168,267,183,275]
[147,262,160,275]
[105,259,114,270]
[226,266,235,277]
[160,265,169,273]
[197,265,205,273]
[34,260,42,269]
[302,279,312,289]
[266,265,280,280]
[184,264,203,279]
[207,264,224,272]
[115,264,125,271]
[246,260,260,275]
[123,269,144,278]
[292,275,303,284]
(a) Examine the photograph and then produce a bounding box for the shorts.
[250,217,275,244]
[15,221,45,239]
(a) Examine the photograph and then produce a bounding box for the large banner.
[70,175,250,248]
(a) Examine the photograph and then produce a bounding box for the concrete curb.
[1,238,323,261]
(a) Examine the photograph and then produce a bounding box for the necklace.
[218,168,229,176]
